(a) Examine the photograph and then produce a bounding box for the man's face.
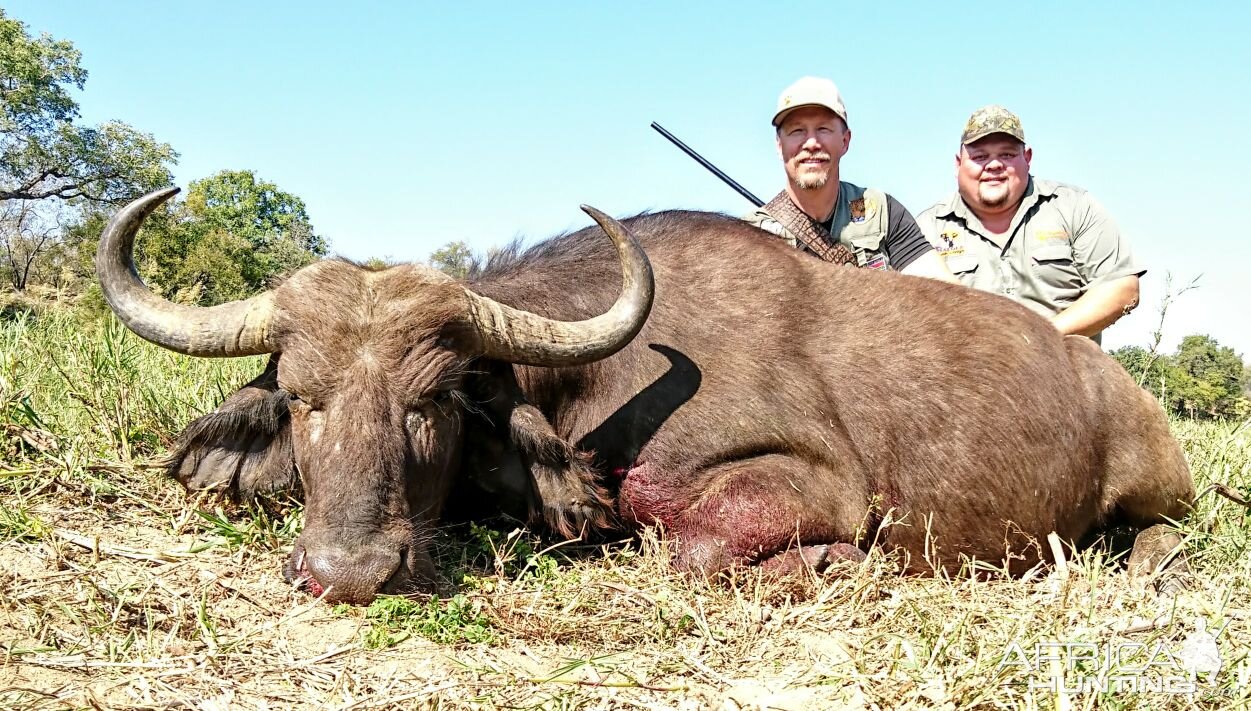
[776,106,850,191]
[956,135,1032,214]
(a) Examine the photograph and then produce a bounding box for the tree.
[1172,335,1246,419]
[1,10,176,205]
[0,200,59,289]
[183,170,324,253]
[1,9,176,294]
[1113,335,1249,419]
[428,241,474,279]
[109,170,328,305]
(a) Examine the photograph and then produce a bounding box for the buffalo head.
[97,188,654,604]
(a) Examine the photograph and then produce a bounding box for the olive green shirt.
[917,178,1144,341]
[744,183,933,271]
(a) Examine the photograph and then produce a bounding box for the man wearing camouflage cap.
[917,105,1143,341]
[746,77,956,281]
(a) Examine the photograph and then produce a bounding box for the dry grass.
[2,310,1249,710]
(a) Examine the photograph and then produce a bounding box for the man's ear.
[166,355,298,498]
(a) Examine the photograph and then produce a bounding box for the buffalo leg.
[758,543,868,574]
[1064,337,1195,527]
[509,403,614,535]
[1066,337,1196,590]
[470,366,613,536]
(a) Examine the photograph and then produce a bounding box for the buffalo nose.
[304,546,402,605]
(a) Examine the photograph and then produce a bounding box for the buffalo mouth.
[283,542,447,605]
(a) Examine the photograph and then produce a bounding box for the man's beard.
[793,152,832,190]
[797,173,829,190]
[978,182,1010,208]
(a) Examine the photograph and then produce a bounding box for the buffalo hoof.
[673,538,868,579]
[759,543,867,575]
[533,459,615,538]
[1127,524,1193,596]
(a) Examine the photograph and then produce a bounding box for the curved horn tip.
[123,186,182,214]
[580,204,610,222]
[149,185,182,203]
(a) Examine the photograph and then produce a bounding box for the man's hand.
[900,249,961,284]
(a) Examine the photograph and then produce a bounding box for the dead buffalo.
[97,188,1195,604]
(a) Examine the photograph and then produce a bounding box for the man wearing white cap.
[746,77,956,281]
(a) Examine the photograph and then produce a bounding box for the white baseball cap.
[772,76,848,127]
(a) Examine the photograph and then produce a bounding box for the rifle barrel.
[650,122,764,207]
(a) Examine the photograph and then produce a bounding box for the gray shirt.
[917,178,1144,338]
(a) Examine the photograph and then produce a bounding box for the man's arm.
[1050,274,1140,337]
[884,195,960,283]
[1058,190,1145,336]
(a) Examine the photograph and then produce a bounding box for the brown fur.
[469,212,1195,577]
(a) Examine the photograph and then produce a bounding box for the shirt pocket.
[945,253,979,275]
[1030,243,1081,290]
[846,230,883,252]
[1031,243,1074,264]
[845,229,889,269]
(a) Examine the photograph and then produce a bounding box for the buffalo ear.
[166,356,299,498]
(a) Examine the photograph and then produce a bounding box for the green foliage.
[0,504,49,543]
[0,13,326,307]
[184,169,327,258]
[462,522,560,584]
[0,10,84,129]
[361,594,493,648]
[1,306,267,465]
[0,10,175,204]
[78,169,329,305]
[428,240,474,279]
[0,9,175,296]
[194,500,303,553]
[1112,334,1249,419]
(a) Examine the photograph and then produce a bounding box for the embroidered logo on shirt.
[937,230,965,256]
[850,198,866,223]
[1036,229,1069,243]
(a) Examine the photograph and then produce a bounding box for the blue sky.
[10,2,1250,356]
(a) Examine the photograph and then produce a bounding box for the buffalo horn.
[95,187,278,357]
[463,205,654,366]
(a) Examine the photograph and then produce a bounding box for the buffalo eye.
[286,394,321,414]
[405,410,427,430]
[406,391,458,429]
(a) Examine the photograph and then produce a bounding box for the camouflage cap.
[960,105,1025,145]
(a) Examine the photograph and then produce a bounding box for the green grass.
[0,505,49,543]
[194,499,304,552]
[358,594,494,648]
